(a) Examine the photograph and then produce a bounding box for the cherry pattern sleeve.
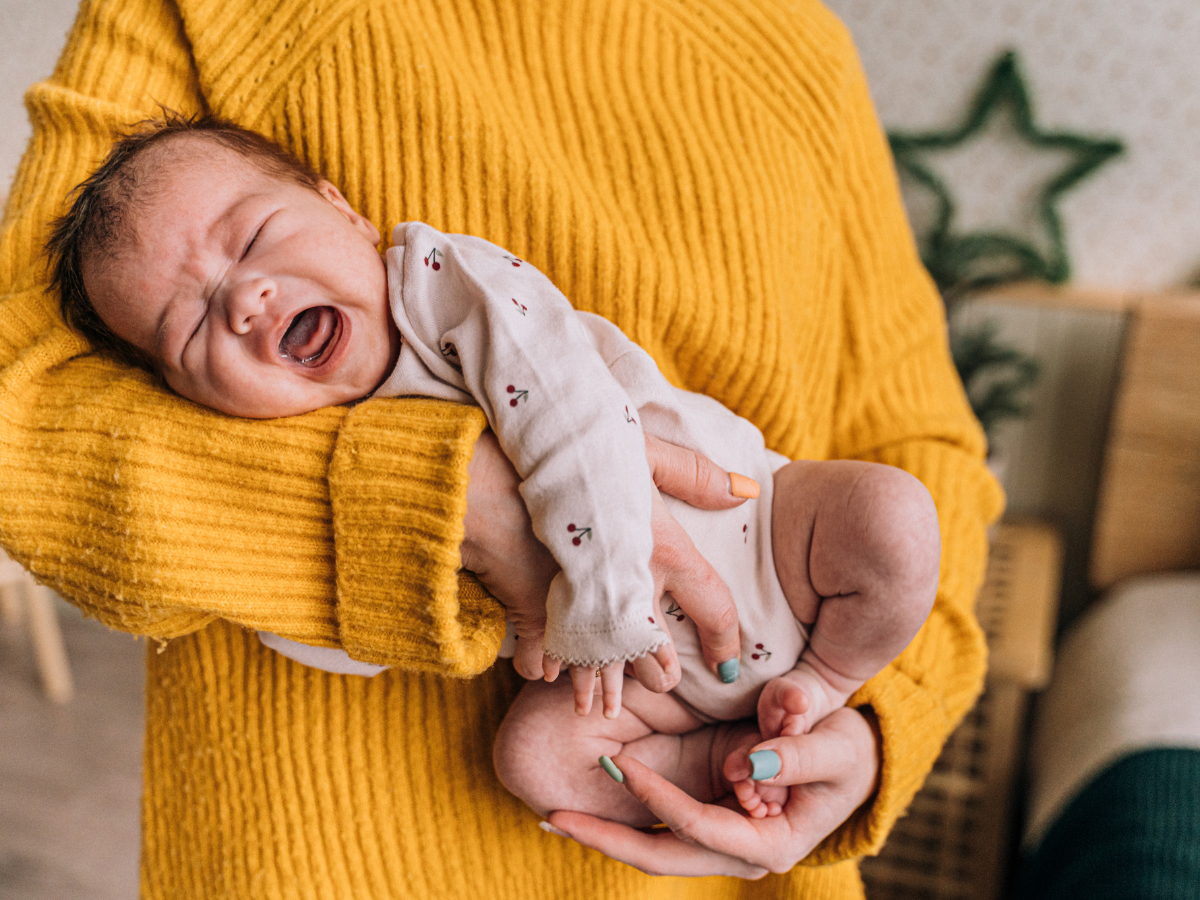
[377,222,668,668]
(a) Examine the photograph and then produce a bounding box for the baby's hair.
[45,110,325,370]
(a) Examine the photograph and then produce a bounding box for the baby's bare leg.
[729,460,939,818]
[770,459,940,729]
[493,675,755,827]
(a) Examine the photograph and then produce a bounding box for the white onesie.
[263,222,805,721]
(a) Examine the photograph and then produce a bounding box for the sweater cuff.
[330,397,505,676]
[803,664,948,865]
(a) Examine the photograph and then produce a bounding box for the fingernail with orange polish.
[729,473,760,499]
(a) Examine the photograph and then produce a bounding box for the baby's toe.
[779,713,812,737]
[780,681,811,716]
[733,779,763,813]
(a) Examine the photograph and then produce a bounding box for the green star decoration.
[888,50,1124,297]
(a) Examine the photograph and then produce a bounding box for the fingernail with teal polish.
[599,755,625,783]
[718,658,740,684]
[749,749,781,781]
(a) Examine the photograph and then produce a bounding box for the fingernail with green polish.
[539,820,571,838]
[599,755,625,783]
[718,658,740,684]
[749,749,781,781]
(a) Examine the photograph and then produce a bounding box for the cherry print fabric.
[375,222,804,716]
[379,222,662,668]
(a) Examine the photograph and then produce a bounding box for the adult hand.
[545,706,881,877]
[641,434,745,681]
[460,431,747,685]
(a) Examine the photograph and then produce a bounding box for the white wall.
[0,0,80,196]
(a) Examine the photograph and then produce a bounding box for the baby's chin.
[167,375,348,420]
[224,384,369,419]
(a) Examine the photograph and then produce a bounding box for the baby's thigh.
[492,675,700,816]
[771,458,938,615]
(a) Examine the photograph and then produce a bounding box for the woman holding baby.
[0,0,1002,897]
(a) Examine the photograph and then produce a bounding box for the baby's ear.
[317,180,381,246]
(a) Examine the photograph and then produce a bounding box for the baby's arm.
[385,223,677,713]
[735,459,941,817]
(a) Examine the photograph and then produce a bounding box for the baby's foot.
[729,679,816,818]
[716,726,789,818]
[757,664,855,740]
[757,673,817,740]
[732,770,789,818]
[728,668,858,818]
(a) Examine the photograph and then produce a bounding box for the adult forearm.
[0,0,500,674]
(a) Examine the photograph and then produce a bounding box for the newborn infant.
[49,117,940,822]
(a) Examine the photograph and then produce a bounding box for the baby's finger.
[631,651,674,694]
[653,642,681,690]
[542,656,562,683]
[512,631,546,680]
[599,664,624,719]
[570,666,597,716]
[645,435,752,511]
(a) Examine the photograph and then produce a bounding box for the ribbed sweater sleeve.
[806,30,1006,862]
[0,0,501,675]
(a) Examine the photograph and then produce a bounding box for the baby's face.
[86,136,399,418]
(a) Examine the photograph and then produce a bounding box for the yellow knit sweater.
[0,0,1003,897]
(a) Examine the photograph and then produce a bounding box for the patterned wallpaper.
[826,0,1200,290]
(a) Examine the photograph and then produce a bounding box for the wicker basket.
[861,520,1063,900]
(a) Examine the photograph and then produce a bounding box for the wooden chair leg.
[26,583,74,704]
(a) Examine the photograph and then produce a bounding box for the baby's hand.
[511,633,616,716]
[531,620,680,719]
[557,661,628,718]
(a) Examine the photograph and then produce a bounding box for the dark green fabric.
[1015,748,1200,900]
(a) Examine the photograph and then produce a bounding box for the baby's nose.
[228,277,275,334]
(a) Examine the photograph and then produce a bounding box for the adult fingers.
[602,753,797,873]
[652,491,741,673]
[724,707,878,792]
[546,809,768,879]
[645,435,755,511]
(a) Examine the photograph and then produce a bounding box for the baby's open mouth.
[279,306,339,366]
